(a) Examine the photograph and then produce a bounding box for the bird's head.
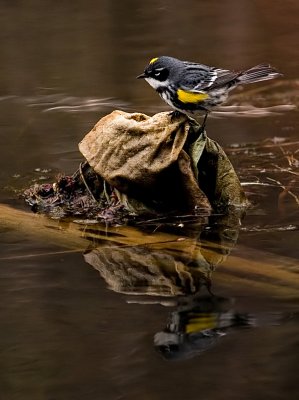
[137,56,180,90]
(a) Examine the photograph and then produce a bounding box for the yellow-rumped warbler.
[137,56,281,128]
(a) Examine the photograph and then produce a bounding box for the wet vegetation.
[229,137,299,224]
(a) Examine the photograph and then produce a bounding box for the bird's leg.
[199,112,209,135]
[169,110,185,122]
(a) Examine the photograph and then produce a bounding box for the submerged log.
[1,203,299,299]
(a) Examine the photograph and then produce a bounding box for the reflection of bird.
[137,56,281,129]
[154,295,254,361]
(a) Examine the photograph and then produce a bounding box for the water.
[0,1,299,399]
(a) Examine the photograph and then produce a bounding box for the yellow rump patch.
[177,88,209,104]
[149,57,159,64]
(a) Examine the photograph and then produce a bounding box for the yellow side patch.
[149,57,159,64]
[177,88,209,103]
[186,315,216,334]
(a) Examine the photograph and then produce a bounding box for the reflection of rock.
[84,246,212,297]
[83,213,242,298]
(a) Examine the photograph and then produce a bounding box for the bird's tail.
[237,64,282,85]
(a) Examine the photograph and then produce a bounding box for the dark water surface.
[1,1,299,399]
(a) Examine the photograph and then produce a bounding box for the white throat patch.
[145,77,170,90]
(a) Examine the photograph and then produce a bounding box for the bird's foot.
[198,113,209,137]
[198,126,208,139]
[198,125,207,138]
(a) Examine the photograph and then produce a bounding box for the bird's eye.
[152,67,168,80]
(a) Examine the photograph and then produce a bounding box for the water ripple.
[3,94,130,113]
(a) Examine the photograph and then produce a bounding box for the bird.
[137,56,281,130]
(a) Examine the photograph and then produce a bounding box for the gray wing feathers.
[179,63,280,92]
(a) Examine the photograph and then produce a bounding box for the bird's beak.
[136,73,146,79]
